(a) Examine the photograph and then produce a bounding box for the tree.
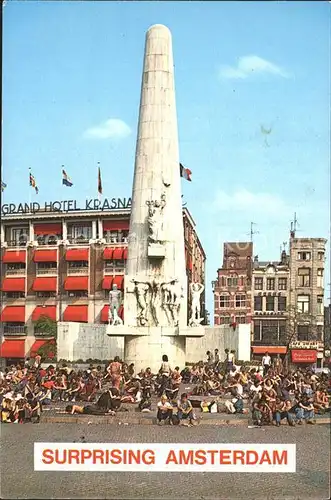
[33,316,57,361]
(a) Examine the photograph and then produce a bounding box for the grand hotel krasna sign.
[1,198,132,215]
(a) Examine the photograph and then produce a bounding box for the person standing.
[262,352,271,376]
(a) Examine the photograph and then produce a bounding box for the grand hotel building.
[0,203,206,361]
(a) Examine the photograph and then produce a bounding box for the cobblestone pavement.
[1,423,330,499]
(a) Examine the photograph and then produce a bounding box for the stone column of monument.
[122,24,188,371]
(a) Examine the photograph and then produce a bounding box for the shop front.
[290,341,324,369]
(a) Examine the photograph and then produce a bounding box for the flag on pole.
[62,167,73,187]
[29,169,39,194]
[179,162,192,182]
[97,163,102,195]
[1,181,7,192]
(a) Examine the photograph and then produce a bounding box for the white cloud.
[212,188,289,217]
[219,55,289,80]
[83,119,131,140]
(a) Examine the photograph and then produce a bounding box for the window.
[253,320,261,341]
[4,292,25,299]
[67,291,88,298]
[297,295,310,313]
[261,320,278,343]
[254,296,262,311]
[278,296,287,312]
[317,268,324,288]
[6,263,26,275]
[318,252,324,261]
[220,315,231,325]
[316,325,323,340]
[254,277,263,290]
[227,276,238,287]
[105,260,125,271]
[104,230,128,243]
[297,325,309,341]
[36,262,57,274]
[298,268,311,287]
[11,228,28,246]
[235,294,246,308]
[69,225,92,242]
[219,295,230,308]
[266,296,275,311]
[68,261,88,269]
[279,321,286,343]
[278,278,287,290]
[317,296,323,315]
[36,234,59,245]
[235,315,246,324]
[266,278,275,291]
[221,277,226,287]
[298,251,311,261]
[36,291,56,298]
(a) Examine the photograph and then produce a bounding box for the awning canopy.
[0,340,25,358]
[32,306,57,322]
[291,350,317,363]
[29,339,55,358]
[1,306,25,323]
[33,249,58,262]
[34,223,62,235]
[252,346,287,355]
[65,248,89,261]
[100,304,124,323]
[102,276,124,290]
[32,277,57,292]
[1,278,25,292]
[112,248,125,260]
[103,220,129,231]
[64,276,88,291]
[103,248,114,260]
[1,250,26,264]
[63,305,88,323]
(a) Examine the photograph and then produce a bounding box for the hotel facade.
[0,202,206,362]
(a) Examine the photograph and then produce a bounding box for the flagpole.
[28,167,32,208]
[97,161,101,202]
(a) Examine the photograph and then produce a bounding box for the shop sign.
[291,350,317,363]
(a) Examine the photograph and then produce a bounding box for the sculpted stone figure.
[161,278,183,326]
[189,282,205,326]
[131,279,150,326]
[146,193,166,244]
[108,284,123,326]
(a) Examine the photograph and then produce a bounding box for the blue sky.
[2,1,330,313]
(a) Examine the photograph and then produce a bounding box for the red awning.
[100,304,124,323]
[64,276,88,291]
[113,248,124,260]
[34,223,62,235]
[103,248,114,260]
[113,276,124,289]
[291,350,317,363]
[0,306,25,322]
[252,346,287,355]
[123,248,128,260]
[2,250,26,264]
[29,339,55,358]
[33,249,58,262]
[1,278,25,292]
[102,277,113,290]
[65,248,89,261]
[0,340,26,358]
[32,306,57,322]
[103,220,129,231]
[32,277,57,292]
[63,305,88,323]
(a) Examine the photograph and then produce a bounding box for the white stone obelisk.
[123,24,187,371]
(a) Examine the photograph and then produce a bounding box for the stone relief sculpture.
[146,193,166,244]
[189,282,205,327]
[161,278,183,327]
[131,279,150,326]
[108,284,123,326]
[150,278,161,326]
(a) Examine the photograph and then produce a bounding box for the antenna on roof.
[248,222,259,243]
[290,212,300,237]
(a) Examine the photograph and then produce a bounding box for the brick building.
[212,242,253,327]
[0,205,205,361]
[251,250,289,358]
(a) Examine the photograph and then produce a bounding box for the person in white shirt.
[262,352,272,376]
[157,395,173,425]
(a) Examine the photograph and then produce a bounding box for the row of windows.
[253,322,323,342]
[217,315,247,325]
[7,227,130,245]
[297,268,324,288]
[3,290,111,299]
[297,294,324,314]
[218,276,247,288]
[254,296,287,312]
[217,294,246,308]
[5,260,126,271]
[254,277,287,290]
[297,251,324,261]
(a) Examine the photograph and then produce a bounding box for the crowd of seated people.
[1,349,329,426]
